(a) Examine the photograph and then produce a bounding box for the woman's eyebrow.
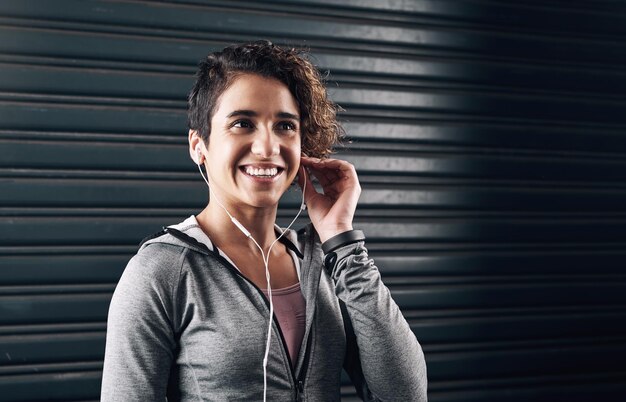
[226,109,256,118]
[226,110,300,120]
[276,112,299,120]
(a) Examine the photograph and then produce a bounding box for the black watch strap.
[321,230,365,254]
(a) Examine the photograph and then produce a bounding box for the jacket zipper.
[295,329,312,401]
[164,226,315,400]
[212,252,306,398]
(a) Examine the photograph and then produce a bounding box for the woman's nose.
[251,127,280,158]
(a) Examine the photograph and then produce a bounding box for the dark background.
[1,0,626,400]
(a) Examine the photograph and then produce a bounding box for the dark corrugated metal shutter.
[2,1,626,401]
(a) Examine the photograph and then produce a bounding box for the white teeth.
[244,166,279,177]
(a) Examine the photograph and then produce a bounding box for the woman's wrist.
[321,229,365,254]
[318,226,353,244]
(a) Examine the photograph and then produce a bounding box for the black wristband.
[321,230,365,254]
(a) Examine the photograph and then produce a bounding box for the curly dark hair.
[187,40,345,159]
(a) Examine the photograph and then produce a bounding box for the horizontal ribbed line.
[13,97,624,130]
[4,115,626,145]
[428,371,626,392]
[2,242,626,255]
[4,170,626,190]
[391,282,626,292]
[6,77,626,112]
[0,53,194,74]
[384,274,626,287]
[330,74,626,103]
[0,245,136,255]
[3,135,626,164]
[0,361,102,376]
[340,105,626,129]
[0,35,623,88]
[0,16,420,52]
[484,1,626,18]
[359,176,626,189]
[126,0,437,28]
[424,336,626,354]
[8,333,622,370]
[11,207,600,223]
[0,284,115,296]
[128,0,478,34]
[1,307,620,332]
[4,130,626,163]
[0,169,193,179]
[350,144,626,163]
[2,15,626,71]
[423,339,626,360]
[0,331,104,342]
[0,276,623,295]
[404,304,626,319]
[0,207,309,217]
[0,293,111,301]
[0,100,185,116]
[350,145,626,163]
[0,306,622,331]
[341,108,626,131]
[5,214,626,225]
[0,168,626,188]
[0,135,626,163]
[139,0,626,40]
[7,78,626,109]
[0,94,185,111]
[2,243,626,256]
[0,45,624,88]
[5,211,626,224]
[3,5,625,53]
[0,130,184,144]
[0,207,195,217]
[496,0,624,14]
[342,115,626,136]
[31,0,626,22]
[357,242,626,254]
[5,208,626,220]
[333,81,626,105]
[0,322,106,335]
[0,318,622,349]
[5,96,626,133]
[3,248,625,282]
[0,332,622,363]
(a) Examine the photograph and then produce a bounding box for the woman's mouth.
[239,166,284,182]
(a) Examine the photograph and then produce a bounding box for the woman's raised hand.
[297,156,361,243]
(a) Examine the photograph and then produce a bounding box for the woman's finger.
[301,158,337,186]
[303,157,349,179]
[308,165,341,188]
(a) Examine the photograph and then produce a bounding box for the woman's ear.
[188,129,204,165]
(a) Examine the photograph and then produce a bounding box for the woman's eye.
[232,120,253,129]
[277,121,297,131]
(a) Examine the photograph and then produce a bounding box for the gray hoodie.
[101,216,427,401]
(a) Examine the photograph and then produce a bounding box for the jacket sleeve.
[325,240,428,401]
[101,245,183,401]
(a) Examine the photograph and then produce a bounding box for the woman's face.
[202,73,301,210]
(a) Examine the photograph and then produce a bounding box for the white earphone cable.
[197,160,307,401]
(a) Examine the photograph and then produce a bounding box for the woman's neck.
[196,201,280,253]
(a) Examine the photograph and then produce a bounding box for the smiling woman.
[100,40,427,402]
[192,73,301,213]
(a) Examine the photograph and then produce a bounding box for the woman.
[101,40,427,401]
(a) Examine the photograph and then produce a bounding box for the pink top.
[261,282,306,366]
